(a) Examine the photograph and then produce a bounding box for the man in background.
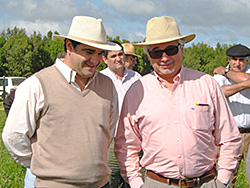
[213,44,250,187]
[122,43,141,70]
[101,40,141,188]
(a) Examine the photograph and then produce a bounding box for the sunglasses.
[148,45,181,59]
[130,57,137,62]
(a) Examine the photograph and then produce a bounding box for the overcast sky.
[1,0,250,48]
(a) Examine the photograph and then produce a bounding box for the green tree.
[0,35,7,76]
[43,31,64,62]
[2,27,31,76]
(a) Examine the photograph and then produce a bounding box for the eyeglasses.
[130,57,137,62]
[148,45,181,59]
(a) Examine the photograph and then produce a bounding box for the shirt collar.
[107,67,127,81]
[153,65,186,88]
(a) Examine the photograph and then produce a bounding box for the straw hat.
[134,16,195,46]
[54,16,121,51]
[122,43,141,58]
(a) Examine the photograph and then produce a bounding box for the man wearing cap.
[114,16,241,188]
[122,43,142,70]
[101,41,141,188]
[2,16,120,188]
[213,44,250,187]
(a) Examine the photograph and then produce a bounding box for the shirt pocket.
[189,104,212,131]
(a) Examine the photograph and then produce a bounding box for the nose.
[90,54,102,66]
[161,52,171,60]
[117,56,122,61]
[132,59,137,64]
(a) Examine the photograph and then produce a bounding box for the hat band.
[67,35,107,45]
[146,34,182,42]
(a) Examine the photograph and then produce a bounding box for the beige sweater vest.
[31,65,115,188]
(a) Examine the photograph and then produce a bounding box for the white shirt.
[214,65,250,128]
[2,58,118,167]
[101,68,141,135]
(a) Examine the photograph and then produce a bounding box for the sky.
[1,0,250,48]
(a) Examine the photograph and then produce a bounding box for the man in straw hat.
[2,16,121,188]
[114,16,241,188]
[213,44,250,187]
[122,43,142,70]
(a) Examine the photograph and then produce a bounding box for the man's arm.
[221,79,250,97]
[213,81,242,185]
[2,76,44,168]
[213,66,250,83]
[214,66,250,97]
[110,86,119,138]
[114,84,144,188]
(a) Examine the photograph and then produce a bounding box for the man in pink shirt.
[114,16,241,188]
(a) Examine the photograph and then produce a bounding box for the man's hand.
[213,66,226,75]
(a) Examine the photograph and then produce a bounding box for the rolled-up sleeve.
[2,76,44,168]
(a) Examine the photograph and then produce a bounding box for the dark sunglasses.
[130,57,137,62]
[148,45,181,59]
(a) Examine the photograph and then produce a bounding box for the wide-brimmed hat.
[134,16,195,47]
[54,16,121,51]
[122,43,141,58]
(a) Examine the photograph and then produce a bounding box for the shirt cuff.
[129,177,144,188]
[217,169,232,185]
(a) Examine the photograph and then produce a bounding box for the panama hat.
[134,16,195,47]
[122,43,141,58]
[54,16,121,51]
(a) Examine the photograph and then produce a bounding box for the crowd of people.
[2,15,250,188]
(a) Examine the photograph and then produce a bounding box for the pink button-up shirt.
[115,67,241,188]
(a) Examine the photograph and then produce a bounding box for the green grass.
[235,160,249,188]
[0,106,249,187]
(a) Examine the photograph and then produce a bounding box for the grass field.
[0,106,249,187]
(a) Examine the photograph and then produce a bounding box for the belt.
[239,128,250,133]
[146,166,217,187]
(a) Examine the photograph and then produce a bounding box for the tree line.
[0,27,233,77]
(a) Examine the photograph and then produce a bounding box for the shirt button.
[174,121,178,124]
[178,155,182,158]
[177,138,180,141]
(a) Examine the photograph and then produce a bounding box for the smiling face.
[229,56,248,72]
[64,39,104,79]
[147,40,183,82]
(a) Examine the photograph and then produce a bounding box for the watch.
[224,67,230,76]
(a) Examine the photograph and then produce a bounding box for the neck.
[75,74,88,91]
[110,67,125,80]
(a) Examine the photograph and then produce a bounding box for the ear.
[147,53,151,61]
[66,39,73,52]
[103,56,108,65]
[180,44,184,54]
